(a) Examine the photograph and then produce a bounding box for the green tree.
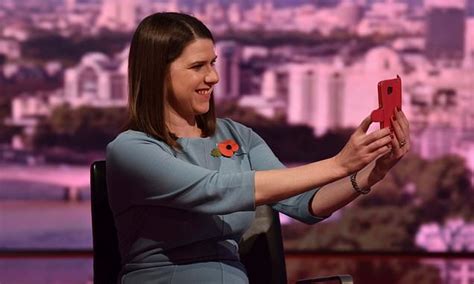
[356,154,425,207]
[32,105,127,151]
[415,155,473,222]
[215,100,283,127]
[284,206,418,251]
[21,31,131,65]
[286,257,442,284]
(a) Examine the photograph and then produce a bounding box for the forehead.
[175,39,216,63]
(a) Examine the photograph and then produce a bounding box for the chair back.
[90,160,288,283]
[240,205,288,283]
[90,160,121,283]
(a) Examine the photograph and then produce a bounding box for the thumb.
[356,116,372,134]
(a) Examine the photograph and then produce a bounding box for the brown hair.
[126,12,217,150]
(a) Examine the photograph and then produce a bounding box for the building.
[215,41,242,101]
[0,37,20,60]
[64,51,127,107]
[465,18,474,68]
[407,65,474,159]
[357,0,414,36]
[416,219,474,284]
[96,0,139,31]
[425,7,466,63]
[262,46,405,136]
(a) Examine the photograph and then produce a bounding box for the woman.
[106,12,410,283]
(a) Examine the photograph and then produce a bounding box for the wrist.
[329,156,351,177]
[368,165,386,185]
[350,171,371,195]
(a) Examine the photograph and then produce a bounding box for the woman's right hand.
[333,116,392,176]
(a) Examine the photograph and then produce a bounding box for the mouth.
[196,88,212,97]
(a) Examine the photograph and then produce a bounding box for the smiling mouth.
[196,89,211,96]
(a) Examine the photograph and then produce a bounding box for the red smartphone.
[370,75,402,130]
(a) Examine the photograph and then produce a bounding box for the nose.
[205,66,219,85]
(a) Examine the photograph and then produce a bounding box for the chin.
[194,103,210,115]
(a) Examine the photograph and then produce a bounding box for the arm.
[243,128,328,223]
[310,109,411,216]
[106,133,256,215]
[107,115,393,217]
[253,117,392,206]
[309,161,383,216]
[238,117,389,223]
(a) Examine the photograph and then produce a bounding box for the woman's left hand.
[369,109,411,184]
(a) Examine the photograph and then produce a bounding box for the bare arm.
[310,109,411,216]
[309,161,383,216]
[254,116,392,207]
[254,157,346,205]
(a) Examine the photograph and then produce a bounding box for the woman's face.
[166,38,219,120]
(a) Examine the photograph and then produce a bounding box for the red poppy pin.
[211,139,240,158]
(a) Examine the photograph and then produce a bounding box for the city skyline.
[1,1,474,283]
[3,0,473,164]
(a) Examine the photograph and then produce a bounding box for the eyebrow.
[190,56,218,65]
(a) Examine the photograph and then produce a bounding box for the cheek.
[188,73,204,87]
[170,71,203,95]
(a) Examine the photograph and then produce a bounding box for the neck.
[166,110,202,138]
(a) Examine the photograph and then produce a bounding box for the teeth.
[197,90,209,95]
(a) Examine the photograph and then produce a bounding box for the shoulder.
[217,117,253,137]
[107,130,174,157]
[216,118,266,152]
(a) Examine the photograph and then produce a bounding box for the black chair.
[90,160,353,284]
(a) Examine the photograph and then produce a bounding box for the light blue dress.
[106,118,326,283]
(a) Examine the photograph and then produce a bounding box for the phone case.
[370,75,402,130]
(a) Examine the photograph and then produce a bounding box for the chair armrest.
[296,274,353,284]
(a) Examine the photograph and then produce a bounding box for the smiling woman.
[106,11,411,284]
[167,38,219,127]
[126,12,218,150]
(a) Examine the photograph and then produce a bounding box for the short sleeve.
[106,132,256,215]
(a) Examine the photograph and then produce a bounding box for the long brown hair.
[126,12,217,150]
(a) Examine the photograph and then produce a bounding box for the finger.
[398,109,409,122]
[391,131,410,158]
[367,135,392,153]
[364,127,391,145]
[390,135,403,157]
[391,116,406,145]
[394,111,411,152]
[356,116,372,134]
[369,143,392,161]
[395,109,409,133]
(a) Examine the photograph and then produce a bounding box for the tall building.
[285,64,319,128]
[461,0,474,67]
[269,46,405,136]
[425,7,466,63]
[261,69,290,99]
[215,41,242,100]
[65,0,76,12]
[284,62,346,136]
[327,72,345,129]
[96,0,139,31]
[468,0,474,16]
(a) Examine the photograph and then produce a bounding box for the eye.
[191,64,203,70]
[211,60,217,66]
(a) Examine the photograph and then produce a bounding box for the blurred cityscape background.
[0,0,473,283]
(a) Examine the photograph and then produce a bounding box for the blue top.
[106,118,325,283]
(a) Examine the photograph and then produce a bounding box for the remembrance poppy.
[211,139,240,158]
